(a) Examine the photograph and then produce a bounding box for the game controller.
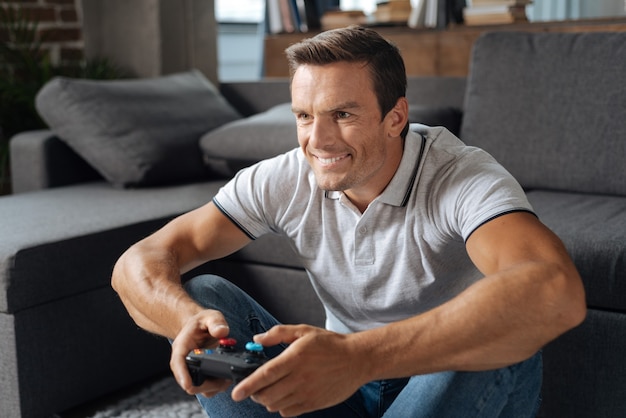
[186,338,268,385]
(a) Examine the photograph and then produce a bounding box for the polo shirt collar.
[378,130,426,207]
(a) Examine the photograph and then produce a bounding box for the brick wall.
[2,0,84,66]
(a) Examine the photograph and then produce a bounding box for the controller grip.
[186,358,205,386]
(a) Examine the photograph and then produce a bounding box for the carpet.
[86,375,206,418]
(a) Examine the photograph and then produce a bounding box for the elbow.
[110,251,128,296]
[110,264,122,296]
[553,266,587,336]
[110,247,139,306]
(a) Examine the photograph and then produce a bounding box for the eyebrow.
[292,101,361,115]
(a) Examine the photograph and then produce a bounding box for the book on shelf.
[410,0,465,29]
[372,0,412,25]
[320,10,367,30]
[463,0,531,25]
[408,0,427,27]
[469,0,530,5]
[266,0,468,34]
[266,0,338,34]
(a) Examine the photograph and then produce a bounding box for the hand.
[170,309,233,398]
[231,325,369,417]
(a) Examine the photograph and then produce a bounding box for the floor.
[55,372,204,418]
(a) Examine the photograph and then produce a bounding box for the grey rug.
[88,376,206,418]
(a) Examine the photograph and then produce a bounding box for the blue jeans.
[183,275,542,417]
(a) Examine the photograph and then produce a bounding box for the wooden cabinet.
[263,18,626,78]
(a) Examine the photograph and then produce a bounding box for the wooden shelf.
[263,17,626,78]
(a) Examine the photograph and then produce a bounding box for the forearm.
[111,240,203,339]
[111,202,252,339]
[353,259,585,380]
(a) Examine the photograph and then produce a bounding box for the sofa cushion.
[461,32,626,196]
[409,106,462,136]
[526,190,626,312]
[35,70,242,188]
[199,103,298,177]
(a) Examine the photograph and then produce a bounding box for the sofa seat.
[527,190,626,312]
[0,180,227,417]
[0,181,227,313]
[526,190,626,415]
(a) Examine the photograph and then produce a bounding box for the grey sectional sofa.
[1,31,624,418]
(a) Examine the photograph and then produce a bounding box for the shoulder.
[410,126,533,240]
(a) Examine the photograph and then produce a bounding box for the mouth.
[315,154,350,166]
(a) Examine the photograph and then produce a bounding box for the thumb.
[209,323,230,339]
[208,317,230,339]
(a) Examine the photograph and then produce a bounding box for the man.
[112,26,586,417]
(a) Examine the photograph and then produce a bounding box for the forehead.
[291,62,375,108]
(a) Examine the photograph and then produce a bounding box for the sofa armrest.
[10,130,102,193]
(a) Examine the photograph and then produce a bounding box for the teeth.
[318,156,344,164]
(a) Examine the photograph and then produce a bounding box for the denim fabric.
[184,275,542,418]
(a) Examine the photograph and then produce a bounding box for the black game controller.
[186,338,268,385]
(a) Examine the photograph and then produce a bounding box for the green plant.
[0,2,129,193]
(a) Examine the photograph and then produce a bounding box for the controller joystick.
[186,338,268,385]
[217,338,237,353]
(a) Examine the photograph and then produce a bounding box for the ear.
[385,97,409,138]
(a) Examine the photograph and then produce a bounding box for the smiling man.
[112,26,586,417]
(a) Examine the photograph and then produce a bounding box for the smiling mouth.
[316,154,349,166]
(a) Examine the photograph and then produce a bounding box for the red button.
[219,338,237,347]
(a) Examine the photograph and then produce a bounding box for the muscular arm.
[232,212,586,415]
[111,202,251,339]
[353,212,586,376]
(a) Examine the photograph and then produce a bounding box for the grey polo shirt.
[213,127,533,333]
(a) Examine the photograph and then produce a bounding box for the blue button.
[245,342,263,352]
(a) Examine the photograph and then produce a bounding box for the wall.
[1,0,84,66]
[81,0,218,84]
[1,0,219,83]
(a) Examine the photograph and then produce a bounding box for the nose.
[305,117,335,150]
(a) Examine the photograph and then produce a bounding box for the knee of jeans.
[183,274,230,306]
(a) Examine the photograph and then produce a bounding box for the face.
[291,61,407,209]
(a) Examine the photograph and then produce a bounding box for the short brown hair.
[285,26,407,126]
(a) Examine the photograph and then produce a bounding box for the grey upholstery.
[461,32,626,196]
[36,71,242,187]
[461,32,626,418]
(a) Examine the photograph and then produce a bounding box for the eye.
[335,111,351,120]
[296,112,311,121]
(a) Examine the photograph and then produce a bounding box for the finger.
[248,376,297,412]
[194,378,232,397]
[171,343,232,395]
[171,338,195,389]
[249,377,322,417]
[170,310,230,390]
[231,355,292,403]
[253,324,306,346]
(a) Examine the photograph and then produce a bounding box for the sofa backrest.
[460,31,626,196]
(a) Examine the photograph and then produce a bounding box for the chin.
[315,177,343,192]
[312,169,353,192]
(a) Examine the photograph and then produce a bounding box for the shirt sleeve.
[212,149,308,239]
[428,144,534,242]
